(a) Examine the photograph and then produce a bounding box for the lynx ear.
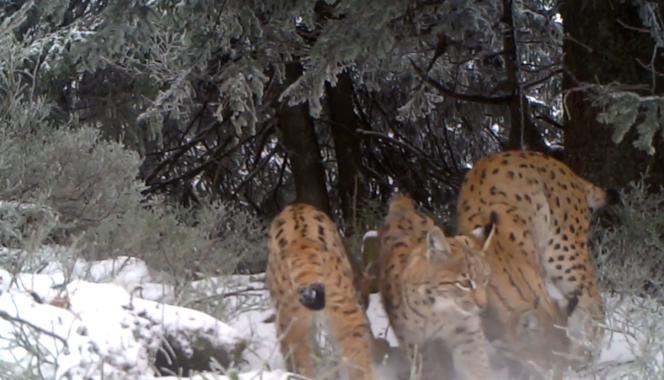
[427,227,452,262]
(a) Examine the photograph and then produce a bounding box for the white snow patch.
[159,370,289,380]
[0,264,244,379]
[0,247,662,379]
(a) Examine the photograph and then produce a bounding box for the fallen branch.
[0,309,69,350]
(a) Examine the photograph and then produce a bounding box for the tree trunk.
[277,62,331,214]
[503,0,546,152]
[326,70,367,233]
[562,1,664,189]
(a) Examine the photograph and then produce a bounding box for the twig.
[563,33,594,53]
[0,310,69,349]
[410,59,514,105]
[222,286,267,298]
[535,114,564,130]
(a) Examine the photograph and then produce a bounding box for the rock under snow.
[0,268,246,379]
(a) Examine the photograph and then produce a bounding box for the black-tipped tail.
[299,283,325,310]
[489,211,499,227]
[606,188,622,206]
[566,294,579,316]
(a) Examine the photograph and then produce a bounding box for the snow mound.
[0,264,245,379]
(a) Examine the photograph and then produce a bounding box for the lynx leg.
[277,305,316,377]
[326,301,376,380]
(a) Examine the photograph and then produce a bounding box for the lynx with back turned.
[266,203,376,380]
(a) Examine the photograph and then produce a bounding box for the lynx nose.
[299,282,325,310]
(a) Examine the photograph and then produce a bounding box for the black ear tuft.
[606,188,622,206]
[299,283,325,310]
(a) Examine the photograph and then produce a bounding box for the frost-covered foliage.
[0,20,141,248]
[587,1,664,156]
[1,0,657,218]
[3,0,503,124]
[575,176,664,378]
[0,127,144,238]
[0,8,267,279]
[84,200,266,277]
[593,178,664,297]
[0,122,266,279]
[0,202,58,251]
[594,88,664,155]
[580,295,664,379]
[0,119,267,274]
[0,0,567,213]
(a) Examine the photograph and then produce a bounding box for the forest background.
[0,0,664,377]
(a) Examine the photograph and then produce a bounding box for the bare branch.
[0,310,69,349]
[535,114,564,130]
[410,60,514,105]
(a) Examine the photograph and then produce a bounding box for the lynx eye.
[455,278,476,291]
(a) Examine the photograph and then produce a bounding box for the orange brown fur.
[266,203,376,380]
[379,194,492,380]
[457,150,612,357]
[476,204,570,378]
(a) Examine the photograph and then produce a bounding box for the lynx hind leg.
[326,300,376,380]
[513,310,568,380]
[566,303,604,365]
[543,245,604,360]
[276,305,316,378]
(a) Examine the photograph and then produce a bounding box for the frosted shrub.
[84,200,266,277]
[0,90,265,290]
[592,178,664,296]
[0,202,58,250]
[0,97,265,279]
[201,203,267,275]
[0,121,266,285]
[587,178,664,379]
[83,200,268,317]
[0,127,144,243]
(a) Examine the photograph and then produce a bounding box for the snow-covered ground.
[0,246,659,379]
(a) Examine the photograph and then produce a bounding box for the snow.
[159,371,289,380]
[0,252,244,379]
[0,246,660,379]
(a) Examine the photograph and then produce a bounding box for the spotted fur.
[379,194,492,380]
[266,203,376,380]
[474,204,570,379]
[457,150,616,357]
